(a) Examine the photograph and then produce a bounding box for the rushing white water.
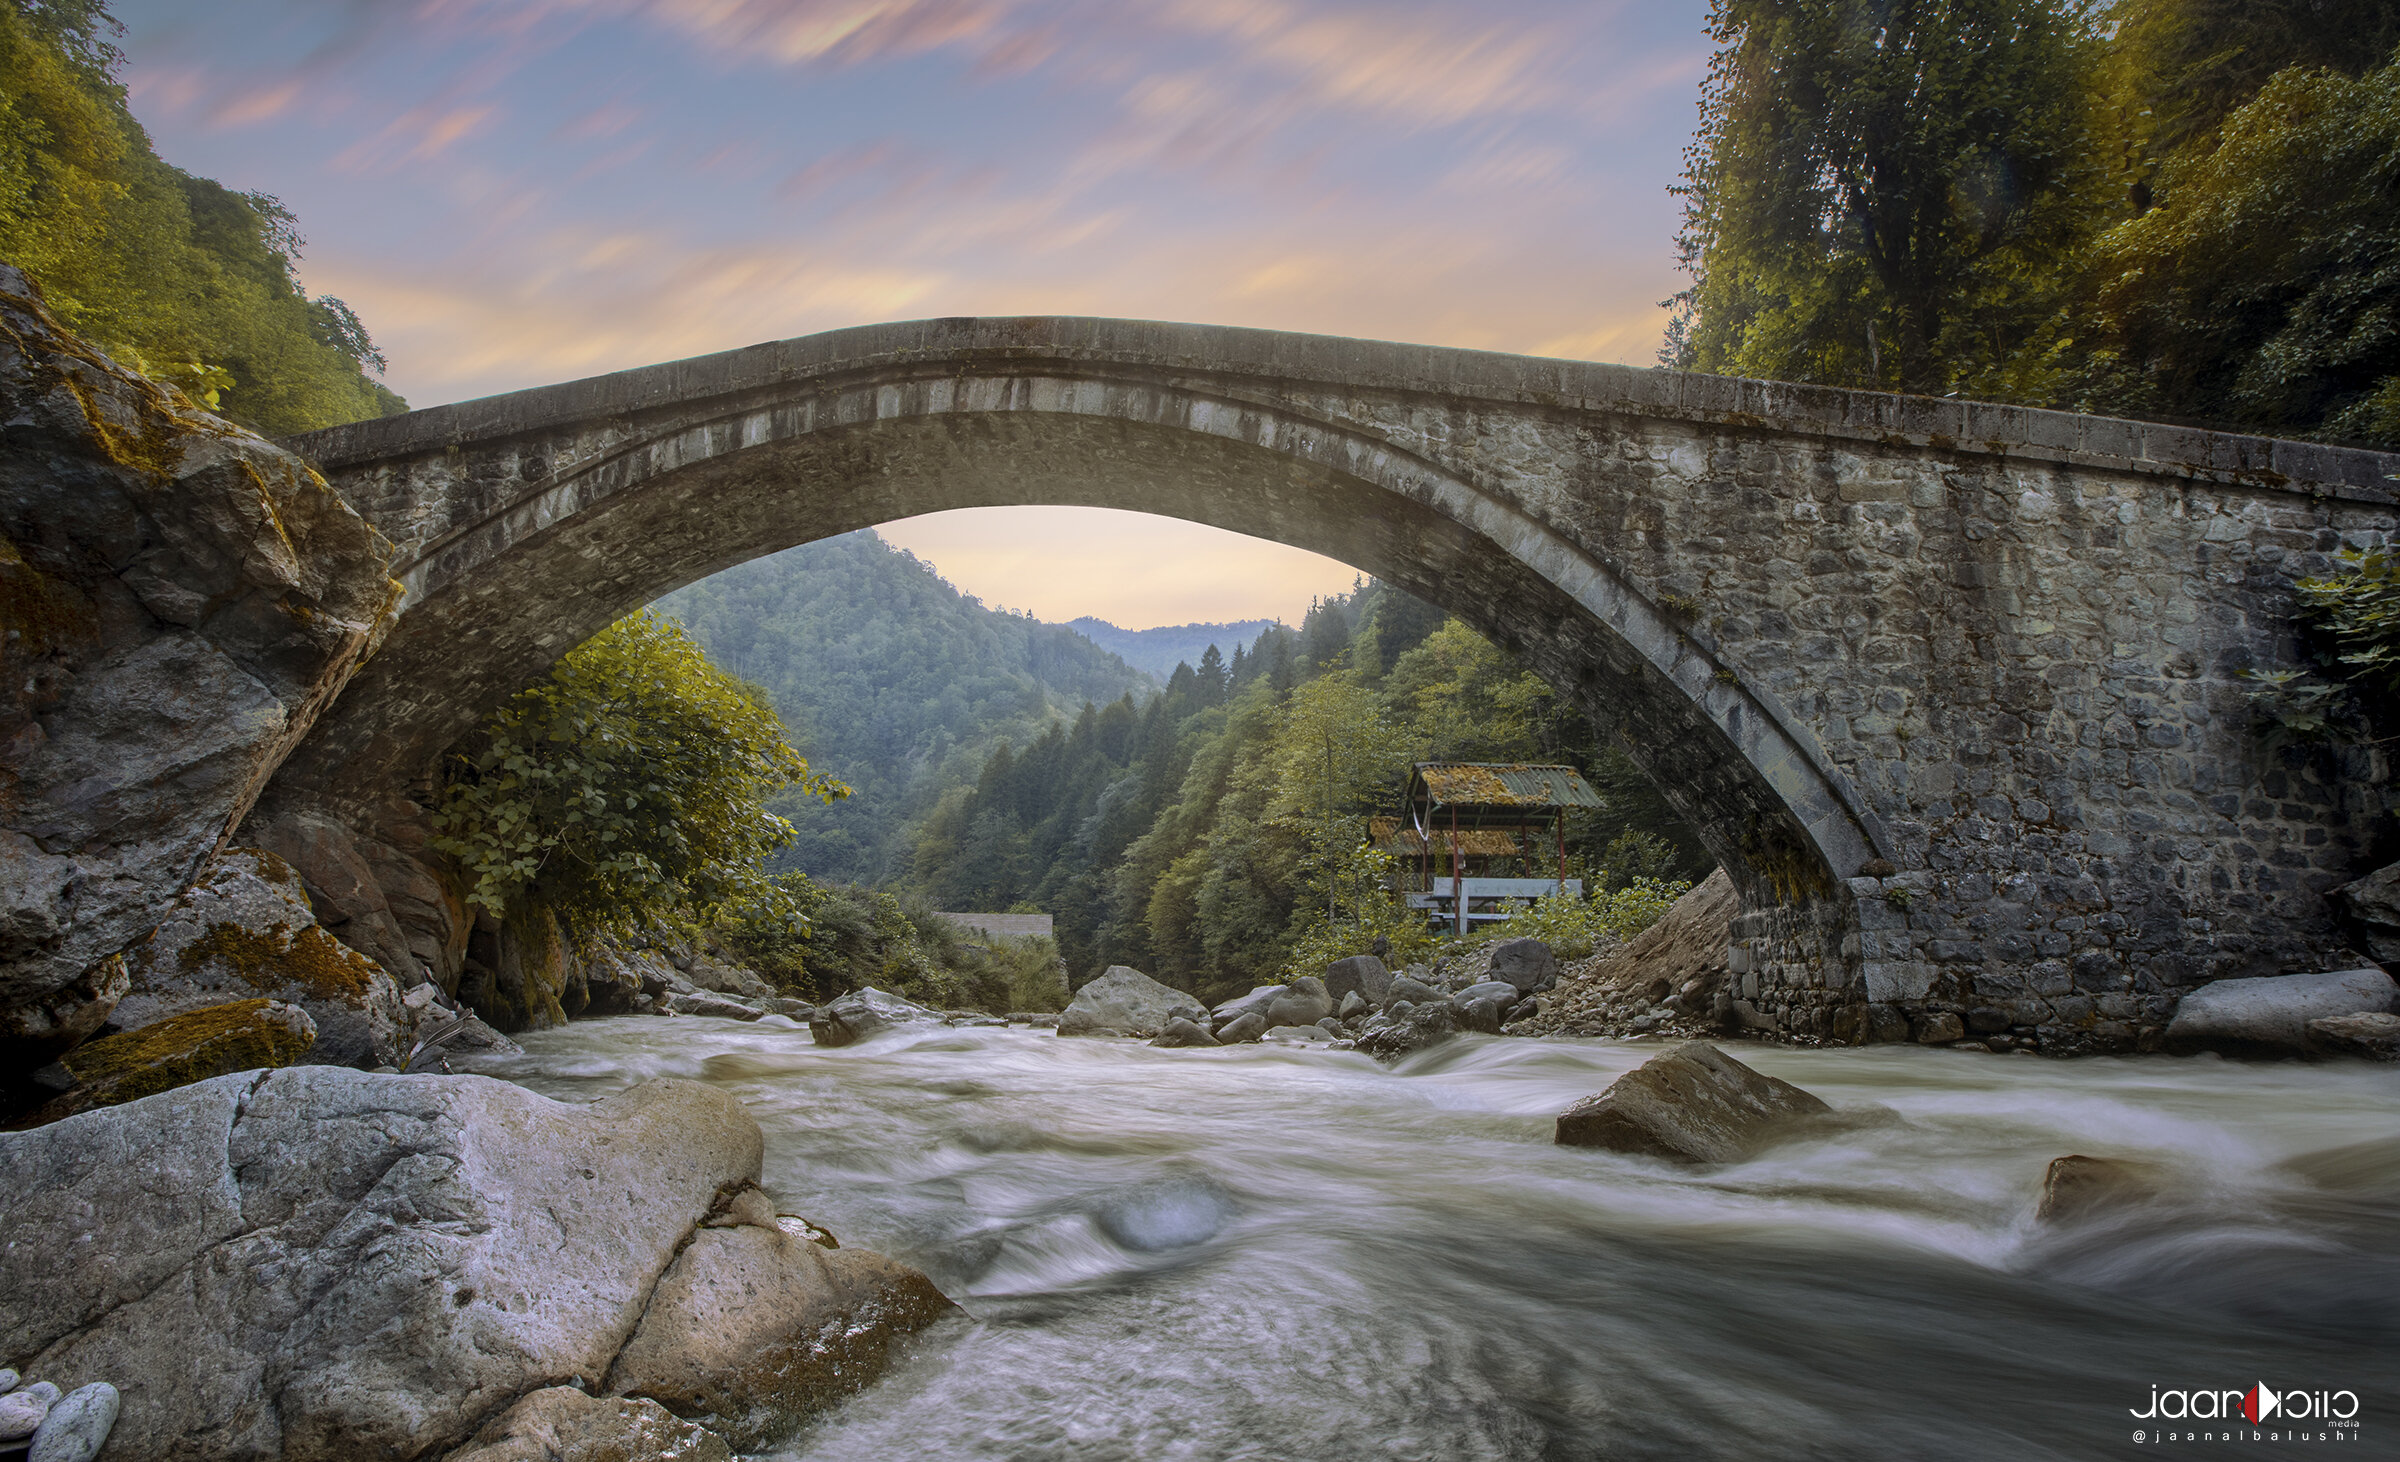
[462,1020,2400,1460]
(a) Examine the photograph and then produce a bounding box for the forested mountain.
[1065,616,1279,680]
[654,532,1153,884]
[1666,0,2400,447]
[0,0,405,433]
[907,581,1713,999]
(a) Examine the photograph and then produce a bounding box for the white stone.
[1057,966,1206,1038]
[0,1068,759,1461]
[2166,969,2399,1055]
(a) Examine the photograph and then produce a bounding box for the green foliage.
[2246,547,2400,745]
[1482,879,1695,961]
[2296,548,2400,696]
[2064,58,2400,445]
[654,532,1151,883]
[910,579,1714,1002]
[1667,0,2400,448]
[1591,828,1690,891]
[431,611,846,933]
[2099,0,2400,183]
[981,934,1071,1012]
[708,870,819,996]
[1279,845,1442,980]
[1666,0,2108,395]
[0,1,406,433]
[778,881,1060,1012]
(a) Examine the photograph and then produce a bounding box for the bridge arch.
[282,363,1881,904]
[273,317,2400,1045]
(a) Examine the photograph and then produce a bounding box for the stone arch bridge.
[268,317,2400,1051]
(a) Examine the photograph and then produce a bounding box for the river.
[460,1020,2400,1460]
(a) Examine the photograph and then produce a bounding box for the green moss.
[180,919,380,1000]
[202,846,301,890]
[62,997,312,1106]
[0,533,100,658]
[1740,821,1836,905]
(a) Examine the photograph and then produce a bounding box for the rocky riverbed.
[454,1015,2400,1460]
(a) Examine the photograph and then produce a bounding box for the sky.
[111,0,1716,628]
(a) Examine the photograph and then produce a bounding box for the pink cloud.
[333,104,500,172]
[557,101,645,141]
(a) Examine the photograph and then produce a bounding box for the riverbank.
[461,1018,2400,1460]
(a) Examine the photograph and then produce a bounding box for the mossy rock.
[116,847,405,1067]
[178,918,383,1001]
[33,998,316,1123]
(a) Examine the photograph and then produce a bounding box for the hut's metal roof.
[1406,763,1603,810]
[1368,818,1526,857]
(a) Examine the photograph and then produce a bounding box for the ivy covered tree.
[2062,56,2400,443]
[2099,0,2400,197]
[431,611,847,937]
[1665,0,2400,447]
[1664,0,2107,396]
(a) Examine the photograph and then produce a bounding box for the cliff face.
[0,264,400,1075]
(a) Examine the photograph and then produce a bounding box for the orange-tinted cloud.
[877,507,1360,628]
[333,103,500,171]
[208,80,303,127]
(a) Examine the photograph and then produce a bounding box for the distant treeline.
[1670,0,2400,447]
[904,580,1712,1002]
[656,533,1155,885]
[0,0,403,434]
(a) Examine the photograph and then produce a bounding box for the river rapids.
[461,1020,2400,1460]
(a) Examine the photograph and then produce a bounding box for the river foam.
[462,1021,2400,1460]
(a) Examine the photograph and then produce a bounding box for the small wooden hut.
[1374,762,1603,934]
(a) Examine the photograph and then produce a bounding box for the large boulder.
[1320,956,1391,1008]
[1057,966,1206,1038]
[1210,985,1283,1030]
[2333,862,2400,965]
[680,946,778,1003]
[246,806,427,992]
[604,1198,955,1449]
[1485,938,1560,993]
[2163,968,2399,1057]
[2034,1154,2165,1224]
[111,848,406,1068]
[28,997,315,1124]
[1355,1000,1460,1060]
[248,796,474,995]
[0,1069,754,1459]
[1382,973,1449,1011]
[1263,975,1333,1029]
[1151,1017,1218,1048]
[0,267,397,1079]
[1214,1011,1269,1044]
[1554,1042,1832,1162]
[2307,1011,2400,1061]
[576,940,664,1015]
[1452,978,1522,1011]
[0,1066,949,1460]
[444,1387,730,1462]
[664,991,766,1022]
[458,900,572,1035]
[808,986,938,1047]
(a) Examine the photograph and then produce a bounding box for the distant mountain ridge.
[1064,616,1280,679]
[655,532,1151,883]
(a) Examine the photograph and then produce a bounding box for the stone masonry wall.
[274,318,2400,1052]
